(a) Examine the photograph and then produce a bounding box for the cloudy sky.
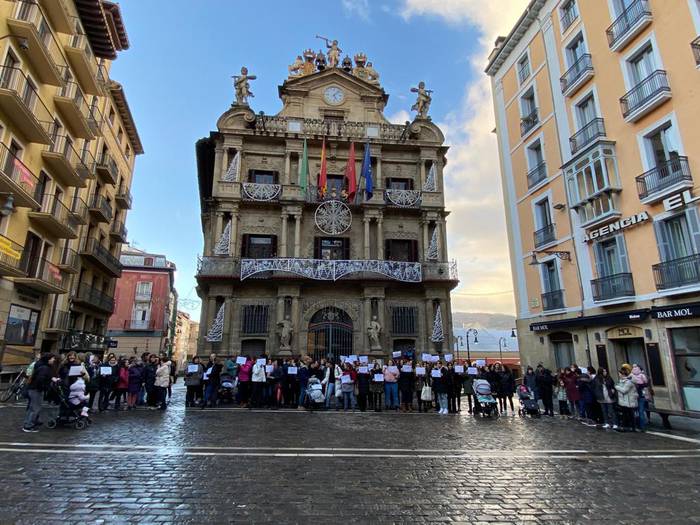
[112,0,527,317]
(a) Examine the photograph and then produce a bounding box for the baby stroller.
[517,384,540,418]
[218,373,236,404]
[46,382,91,430]
[305,377,325,411]
[473,379,498,418]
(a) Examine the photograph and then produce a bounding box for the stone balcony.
[251,115,414,142]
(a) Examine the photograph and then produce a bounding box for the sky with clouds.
[111,0,527,318]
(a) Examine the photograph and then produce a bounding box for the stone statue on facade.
[278,316,293,351]
[302,49,317,76]
[365,62,380,86]
[367,315,382,351]
[288,55,304,78]
[341,55,353,74]
[352,53,369,81]
[315,50,327,71]
[233,66,256,106]
[410,81,433,119]
[317,36,342,68]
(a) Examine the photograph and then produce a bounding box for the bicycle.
[0,371,26,402]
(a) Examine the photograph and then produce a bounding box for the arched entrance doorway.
[307,307,353,362]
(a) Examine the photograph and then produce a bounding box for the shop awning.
[530,309,649,332]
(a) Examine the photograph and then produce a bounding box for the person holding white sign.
[432,363,450,414]
[398,361,415,412]
[250,357,267,409]
[339,363,357,411]
[184,356,204,407]
[98,355,118,412]
[369,362,384,411]
[415,363,431,412]
[383,360,400,410]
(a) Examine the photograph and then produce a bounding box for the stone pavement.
[0,386,698,524]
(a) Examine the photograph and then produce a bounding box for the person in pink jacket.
[238,358,253,408]
[383,360,400,410]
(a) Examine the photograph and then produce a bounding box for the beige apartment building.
[173,310,198,370]
[196,46,458,360]
[488,0,700,420]
[0,0,142,374]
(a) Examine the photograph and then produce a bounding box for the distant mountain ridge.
[452,312,516,330]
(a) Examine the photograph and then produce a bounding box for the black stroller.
[46,382,91,430]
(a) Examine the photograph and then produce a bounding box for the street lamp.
[454,335,463,361]
[498,336,507,362]
[464,328,478,363]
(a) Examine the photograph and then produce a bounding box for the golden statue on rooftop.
[317,35,342,68]
[411,81,433,119]
[288,55,304,78]
[233,66,256,106]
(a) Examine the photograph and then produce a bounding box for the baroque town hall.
[195,44,458,360]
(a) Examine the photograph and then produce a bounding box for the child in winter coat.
[68,375,90,418]
[556,379,569,418]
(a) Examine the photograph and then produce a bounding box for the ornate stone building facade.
[195,46,458,360]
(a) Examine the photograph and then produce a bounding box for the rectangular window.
[646,124,680,169]
[527,140,544,169]
[241,305,269,335]
[521,88,536,117]
[629,44,655,84]
[565,146,621,225]
[670,328,700,411]
[594,235,629,277]
[566,34,586,64]
[314,237,349,260]
[576,95,597,128]
[517,54,530,84]
[560,0,578,30]
[241,235,277,258]
[249,169,278,184]
[135,281,152,300]
[391,306,418,335]
[4,304,40,345]
[655,212,697,262]
[534,198,552,229]
[541,260,560,292]
[385,239,418,262]
[326,174,345,195]
[386,178,413,190]
[645,342,665,387]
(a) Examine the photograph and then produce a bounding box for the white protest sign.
[100,366,112,376]
[415,367,426,376]
[341,375,352,384]
[187,364,199,373]
[359,366,369,373]
[68,365,82,377]
[392,351,401,358]
[287,366,298,375]
[444,354,453,362]
[431,355,440,363]
[236,356,247,365]
[421,353,431,362]
[347,355,357,363]
[359,356,368,363]
[401,365,412,373]
[388,366,399,374]
[454,365,464,373]
[467,367,478,375]
[431,369,442,378]
[256,358,266,366]
[475,359,486,366]
[265,365,273,374]
[373,373,384,382]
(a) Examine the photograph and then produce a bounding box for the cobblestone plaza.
[1,386,699,524]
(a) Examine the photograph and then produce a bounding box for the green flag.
[299,139,308,192]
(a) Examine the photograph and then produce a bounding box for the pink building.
[107,246,177,356]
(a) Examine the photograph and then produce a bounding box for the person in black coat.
[496,364,516,414]
[398,362,415,412]
[22,353,58,432]
[143,354,158,407]
[535,365,555,417]
[356,366,371,412]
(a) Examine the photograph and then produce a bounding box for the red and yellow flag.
[318,138,327,197]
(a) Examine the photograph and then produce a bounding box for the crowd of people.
[18,348,653,434]
[21,351,176,432]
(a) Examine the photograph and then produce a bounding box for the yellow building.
[487,0,700,422]
[0,0,142,375]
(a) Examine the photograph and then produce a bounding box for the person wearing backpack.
[22,353,58,432]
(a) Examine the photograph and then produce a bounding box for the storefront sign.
[529,309,649,332]
[651,302,700,320]
[583,212,650,242]
[663,190,700,212]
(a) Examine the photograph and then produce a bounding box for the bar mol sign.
[584,212,649,242]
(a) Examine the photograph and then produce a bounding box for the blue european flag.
[361,142,373,201]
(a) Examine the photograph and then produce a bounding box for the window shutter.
[685,206,700,254]
[314,237,321,259]
[410,240,418,262]
[653,221,670,262]
[593,242,606,277]
[408,178,414,190]
[342,238,350,260]
[241,234,249,258]
[385,240,391,261]
[615,234,629,273]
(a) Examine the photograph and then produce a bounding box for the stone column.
[215,211,224,242]
[291,295,300,352]
[293,213,302,257]
[214,147,224,181]
[363,217,370,259]
[283,152,291,185]
[422,217,430,260]
[229,210,239,257]
[424,298,433,353]
[280,212,288,258]
[203,213,213,256]
[376,217,384,259]
[363,297,371,351]
[439,217,447,261]
[420,159,426,188]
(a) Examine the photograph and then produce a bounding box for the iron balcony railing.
[653,254,700,290]
[541,289,565,311]
[89,194,113,222]
[569,118,606,155]
[534,223,556,248]
[606,0,651,49]
[241,182,282,202]
[58,246,80,273]
[75,282,114,313]
[18,253,65,290]
[124,319,156,330]
[592,273,635,301]
[0,65,53,122]
[0,234,24,273]
[636,157,692,200]
[70,195,87,220]
[560,54,593,94]
[0,141,41,204]
[620,70,670,118]
[384,189,422,208]
[38,193,79,234]
[57,78,91,122]
[517,61,531,84]
[520,108,539,136]
[81,237,121,276]
[527,161,547,188]
[115,186,133,209]
[560,2,579,32]
[110,220,127,240]
[12,0,63,71]
[96,150,119,182]
[68,30,97,72]
[45,133,88,183]
[692,36,700,66]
